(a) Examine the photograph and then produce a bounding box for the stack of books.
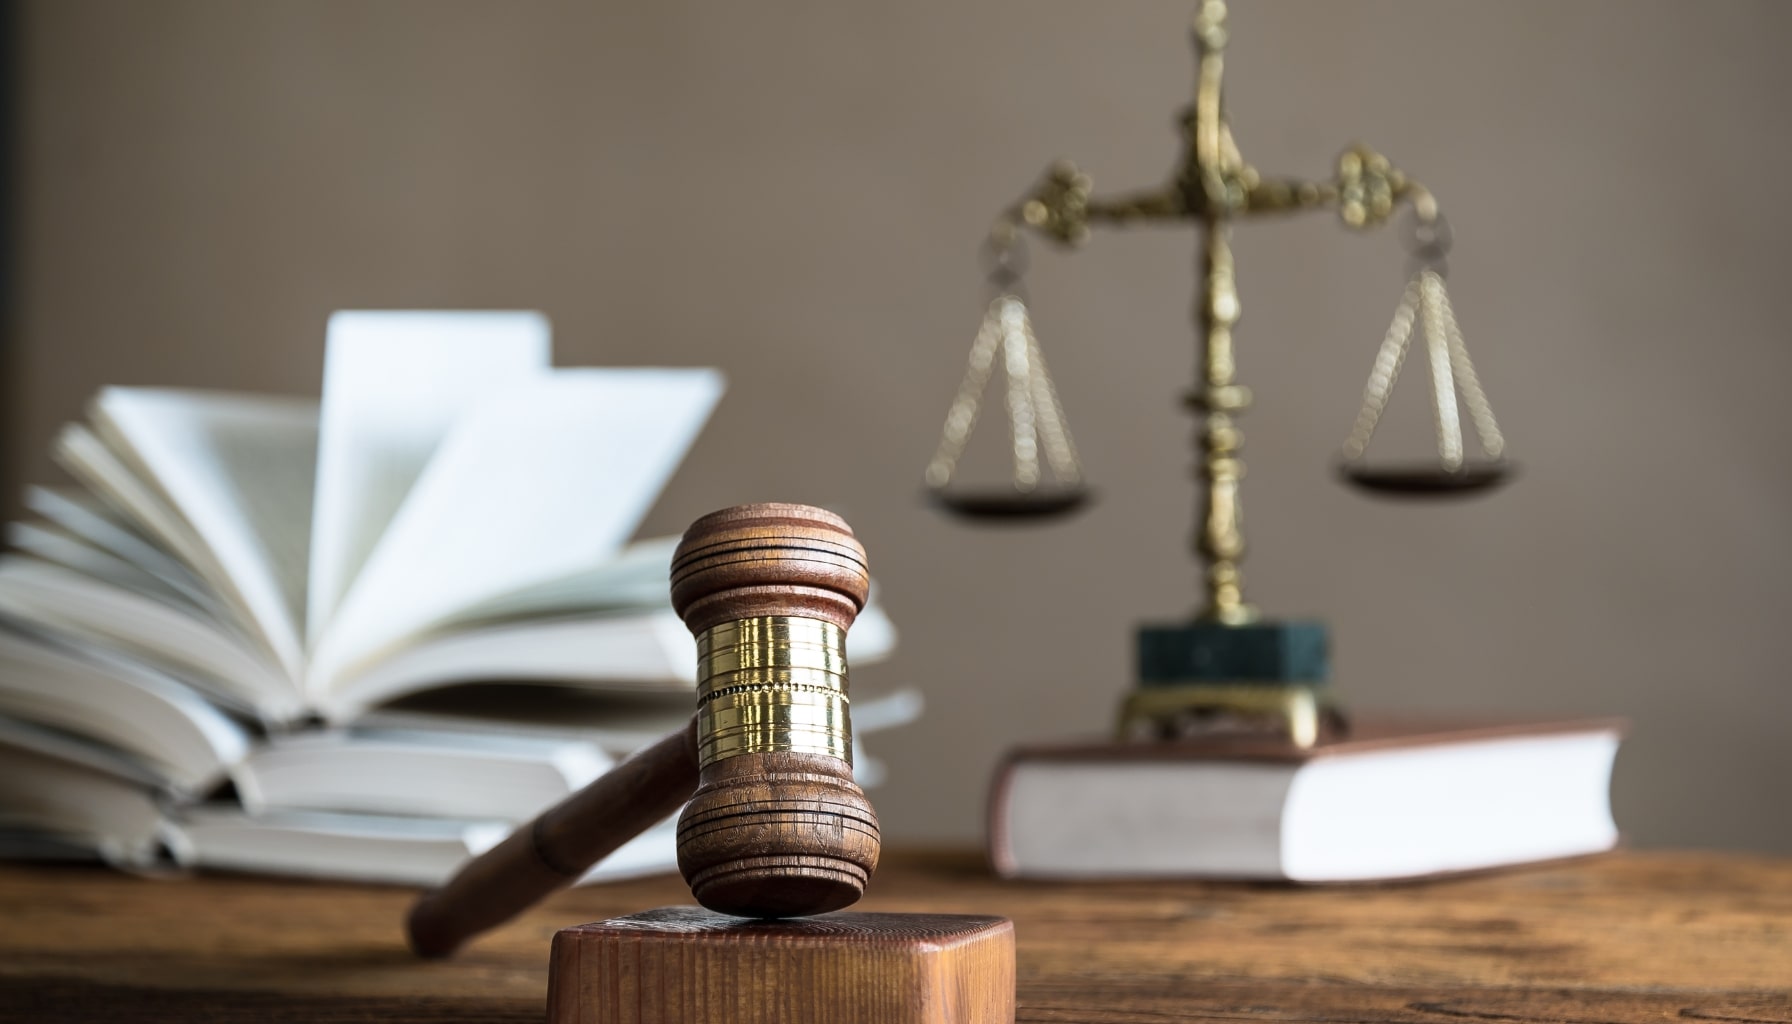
[0,311,917,885]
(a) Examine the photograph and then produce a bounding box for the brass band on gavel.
[695,615,852,768]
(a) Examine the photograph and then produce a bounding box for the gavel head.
[669,503,880,918]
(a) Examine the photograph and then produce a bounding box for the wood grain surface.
[547,907,1013,1023]
[0,851,1788,1022]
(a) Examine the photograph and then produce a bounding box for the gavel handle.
[406,715,699,958]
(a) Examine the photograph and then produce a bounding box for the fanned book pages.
[0,311,920,883]
[989,718,1624,882]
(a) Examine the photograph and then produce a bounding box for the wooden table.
[1,851,1787,1022]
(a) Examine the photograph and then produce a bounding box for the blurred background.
[3,0,1788,850]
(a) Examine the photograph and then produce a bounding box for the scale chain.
[1023,317,1083,485]
[1000,299,1042,489]
[926,294,1084,494]
[1419,272,1466,470]
[924,302,1004,489]
[1342,275,1422,462]
[1433,279,1505,459]
[1343,269,1502,470]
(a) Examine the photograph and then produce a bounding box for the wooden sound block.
[547,907,1016,1024]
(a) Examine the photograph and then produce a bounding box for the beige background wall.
[7,1,1790,850]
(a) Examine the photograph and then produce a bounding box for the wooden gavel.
[406,503,881,958]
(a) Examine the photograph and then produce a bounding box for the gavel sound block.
[407,504,1015,1024]
[548,908,1014,1024]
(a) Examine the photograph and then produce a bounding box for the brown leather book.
[988,717,1626,882]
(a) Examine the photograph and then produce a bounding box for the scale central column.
[1192,217,1255,625]
[1186,0,1255,626]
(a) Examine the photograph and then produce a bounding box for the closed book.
[989,717,1624,882]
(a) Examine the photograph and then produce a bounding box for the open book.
[2,312,898,723]
[0,311,914,882]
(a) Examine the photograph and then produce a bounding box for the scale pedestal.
[1120,620,1343,747]
[547,907,1016,1024]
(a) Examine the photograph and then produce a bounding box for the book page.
[0,557,300,722]
[308,368,723,696]
[0,713,165,788]
[52,425,273,660]
[0,627,250,796]
[306,312,550,645]
[167,808,514,886]
[235,728,608,819]
[354,686,695,754]
[90,389,318,682]
[53,425,217,586]
[445,535,680,624]
[0,743,169,868]
[6,521,193,608]
[24,486,215,610]
[319,610,696,721]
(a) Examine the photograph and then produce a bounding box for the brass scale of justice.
[924,0,1511,749]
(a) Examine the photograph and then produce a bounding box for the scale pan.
[928,486,1093,521]
[1338,460,1514,498]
